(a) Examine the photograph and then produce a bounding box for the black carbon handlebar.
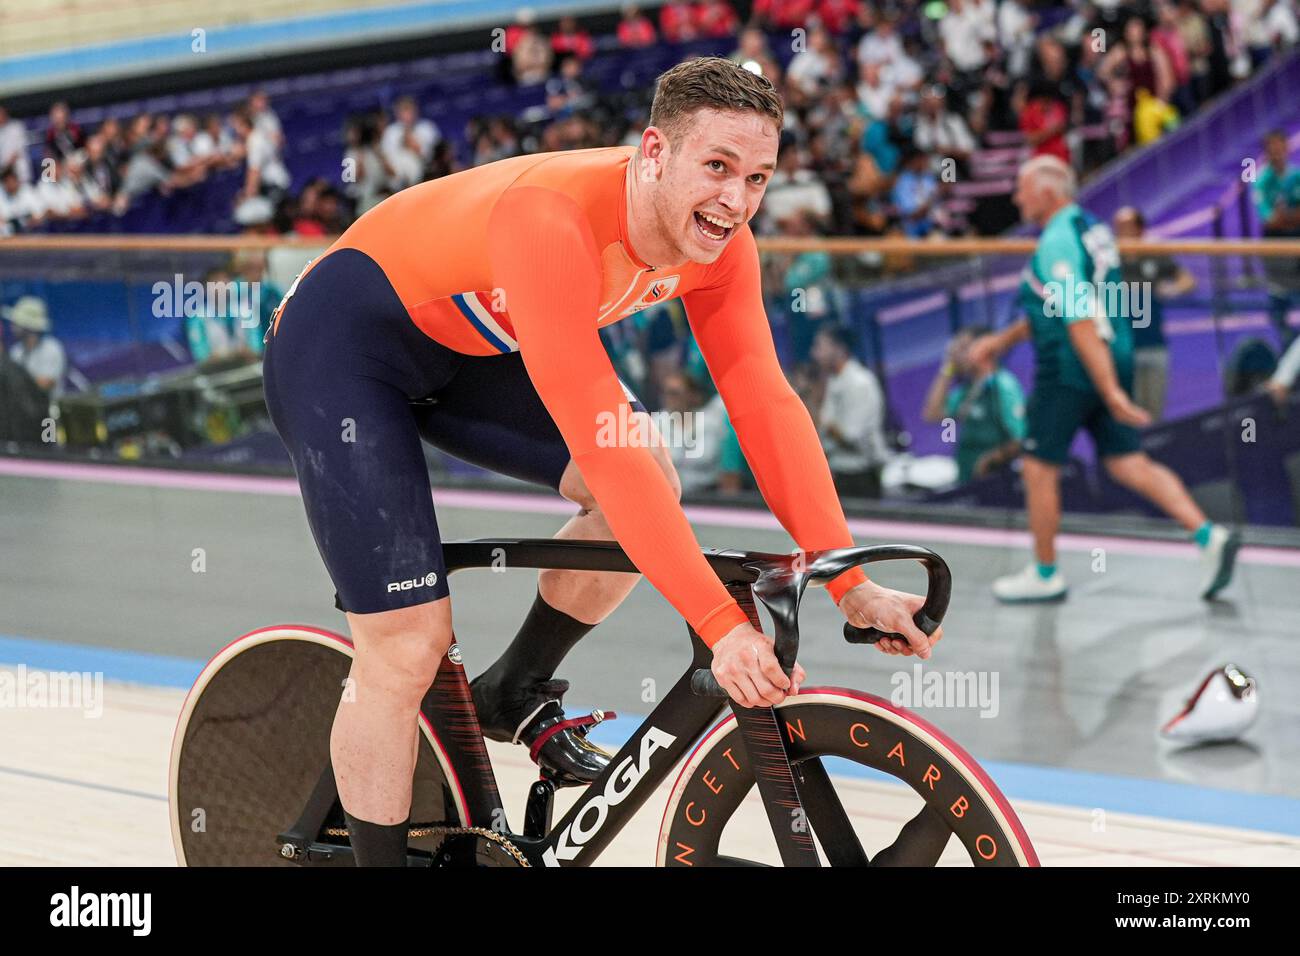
[690,545,951,699]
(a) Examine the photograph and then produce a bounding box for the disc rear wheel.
[169,626,462,866]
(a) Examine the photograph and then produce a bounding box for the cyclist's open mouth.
[693,210,735,243]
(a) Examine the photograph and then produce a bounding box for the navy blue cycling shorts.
[262,247,643,615]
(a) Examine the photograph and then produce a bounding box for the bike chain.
[323,823,531,867]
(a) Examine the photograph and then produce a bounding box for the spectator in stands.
[121,113,152,153]
[922,325,1027,483]
[939,0,997,89]
[1199,0,1238,99]
[511,24,555,85]
[382,96,440,191]
[1172,0,1214,106]
[248,90,284,149]
[97,116,128,171]
[913,85,976,172]
[343,115,391,215]
[659,1,698,42]
[856,10,904,71]
[658,369,746,496]
[1099,14,1176,146]
[118,137,183,210]
[67,151,111,214]
[291,178,347,236]
[3,296,66,403]
[551,15,595,65]
[1026,36,1086,127]
[503,8,535,55]
[771,208,837,363]
[167,114,215,180]
[427,139,462,180]
[762,138,833,232]
[753,0,816,31]
[229,249,284,353]
[231,107,291,227]
[1132,86,1181,145]
[1067,37,1119,170]
[853,94,905,201]
[998,0,1038,78]
[1261,0,1300,53]
[1242,0,1298,66]
[1254,129,1300,346]
[1019,78,1071,165]
[545,57,596,118]
[0,104,31,184]
[1112,206,1196,420]
[76,134,121,203]
[640,299,712,407]
[35,158,86,221]
[730,25,781,80]
[803,83,860,202]
[185,266,239,365]
[811,324,889,499]
[1264,330,1300,405]
[693,0,740,38]
[472,115,522,166]
[817,0,862,35]
[192,113,237,168]
[617,5,657,47]
[0,166,45,232]
[787,25,844,96]
[1153,2,1196,115]
[891,148,940,238]
[44,101,84,163]
[855,60,895,122]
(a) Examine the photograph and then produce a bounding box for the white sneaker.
[993,563,1068,603]
[1199,524,1241,600]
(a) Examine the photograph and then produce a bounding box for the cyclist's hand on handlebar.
[710,624,805,708]
[839,580,943,659]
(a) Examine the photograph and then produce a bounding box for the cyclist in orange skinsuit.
[263,58,941,866]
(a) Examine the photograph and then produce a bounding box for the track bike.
[169,538,1039,867]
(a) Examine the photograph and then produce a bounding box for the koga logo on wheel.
[386,571,438,593]
[543,726,676,866]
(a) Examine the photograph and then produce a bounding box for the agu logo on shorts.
[386,571,439,593]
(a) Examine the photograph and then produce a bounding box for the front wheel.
[657,688,1038,867]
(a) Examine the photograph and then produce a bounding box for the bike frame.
[279,537,949,867]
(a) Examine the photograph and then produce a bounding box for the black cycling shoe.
[470,676,612,786]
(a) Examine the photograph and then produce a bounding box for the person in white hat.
[4,296,66,400]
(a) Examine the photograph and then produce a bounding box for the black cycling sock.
[478,590,596,689]
[344,811,410,867]
[869,804,953,867]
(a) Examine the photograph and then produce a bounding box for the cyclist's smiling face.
[654,109,778,264]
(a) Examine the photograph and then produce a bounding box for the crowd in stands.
[0,92,294,234]
[2,1,1295,241]
[2,1,1298,488]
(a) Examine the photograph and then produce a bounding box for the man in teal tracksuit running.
[970,156,1238,602]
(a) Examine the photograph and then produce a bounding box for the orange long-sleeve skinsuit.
[266,145,864,644]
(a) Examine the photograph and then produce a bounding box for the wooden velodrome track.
[2,670,1299,866]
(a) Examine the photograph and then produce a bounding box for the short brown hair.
[648,57,783,142]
